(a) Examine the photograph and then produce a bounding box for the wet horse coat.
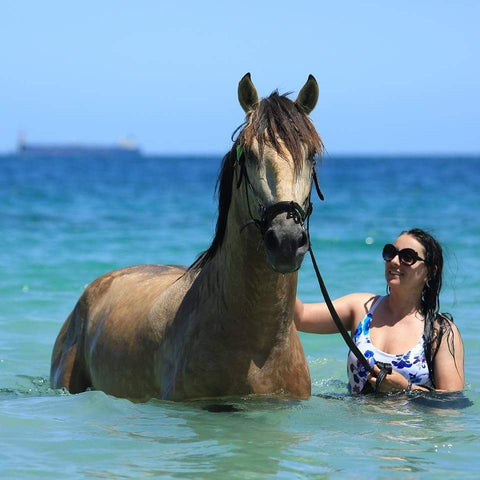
[50,74,323,401]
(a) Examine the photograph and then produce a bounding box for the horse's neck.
[194,199,298,345]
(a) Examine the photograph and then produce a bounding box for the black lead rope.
[312,168,324,201]
[308,245,393,392]
[307,246,374,375]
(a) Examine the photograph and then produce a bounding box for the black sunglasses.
[382,243,425,266]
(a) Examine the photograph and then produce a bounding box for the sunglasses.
[382,243,425,266]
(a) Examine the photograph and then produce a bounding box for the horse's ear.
[295,74,319,115]
[238,73,259,113]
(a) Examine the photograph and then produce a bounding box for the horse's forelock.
[240,91,323,169]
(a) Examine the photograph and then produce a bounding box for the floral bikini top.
[347,296,432,394]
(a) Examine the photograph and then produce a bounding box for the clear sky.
[1,1,479,155]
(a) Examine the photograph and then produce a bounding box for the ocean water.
[1,152,479,479]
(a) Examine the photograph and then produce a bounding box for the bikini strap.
[368,295,385,316]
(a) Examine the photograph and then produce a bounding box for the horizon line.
[1,149,479,158]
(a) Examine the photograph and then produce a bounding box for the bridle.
[234,144,323,235]
[234,144,391,391]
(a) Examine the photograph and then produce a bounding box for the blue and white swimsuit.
[347,296,432,394]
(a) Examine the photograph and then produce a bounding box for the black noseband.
[259,200,311,234]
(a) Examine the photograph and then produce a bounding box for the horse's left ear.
[238,73,259,113]
[295,74,319,115]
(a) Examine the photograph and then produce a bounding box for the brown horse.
[50,73,323,401]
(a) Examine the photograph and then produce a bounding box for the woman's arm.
[294,293,374,334]
[433,321,464,391]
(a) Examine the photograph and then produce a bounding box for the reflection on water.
[108,395,335,478]
[409,390,473,410]
[0,368,478,478]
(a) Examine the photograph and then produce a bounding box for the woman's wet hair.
[391,228,457,387]
[405,228,443,318]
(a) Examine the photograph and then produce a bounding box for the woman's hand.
[367,364,409,393]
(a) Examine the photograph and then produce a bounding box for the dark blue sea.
[1,153,479,479]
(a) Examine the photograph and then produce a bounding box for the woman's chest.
[369,320,424,355]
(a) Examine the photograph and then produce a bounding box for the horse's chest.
[178,344,309,398]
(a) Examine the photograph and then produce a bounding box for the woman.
[295,228,464,394]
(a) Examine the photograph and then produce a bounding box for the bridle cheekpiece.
[234,144,322,235]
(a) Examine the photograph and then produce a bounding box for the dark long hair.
[398,228,455,387]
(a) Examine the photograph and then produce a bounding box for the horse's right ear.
[295,74,319,115]
[238,73,259,113]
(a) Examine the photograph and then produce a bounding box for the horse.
[50,73,323,401]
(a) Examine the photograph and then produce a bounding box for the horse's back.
[50,264,187,399]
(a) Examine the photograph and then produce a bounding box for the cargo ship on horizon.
[16,133,142,157]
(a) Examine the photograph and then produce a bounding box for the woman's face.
[385,234,429,292]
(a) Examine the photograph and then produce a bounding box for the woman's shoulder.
[347,292,381,308]
[344,292,381,321]
[435,312,461,336]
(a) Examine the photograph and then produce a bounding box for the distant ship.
[16,133,142,158]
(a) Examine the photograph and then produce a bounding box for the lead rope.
[236,144,388,389]
[306,156,393,389]
[307,245,374,375]
[300,155,372,371]
[307,242,395,391]
[306,160,394,390]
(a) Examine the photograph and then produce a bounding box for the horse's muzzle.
[263,217,309,273]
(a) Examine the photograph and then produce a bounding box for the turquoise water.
[1,153,479,479]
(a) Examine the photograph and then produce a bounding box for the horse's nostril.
[264,229,279,252]
[299,230,308,248]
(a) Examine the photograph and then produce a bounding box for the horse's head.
[235,73,323,273]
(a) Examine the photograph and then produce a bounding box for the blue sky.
[1,1,479,155]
